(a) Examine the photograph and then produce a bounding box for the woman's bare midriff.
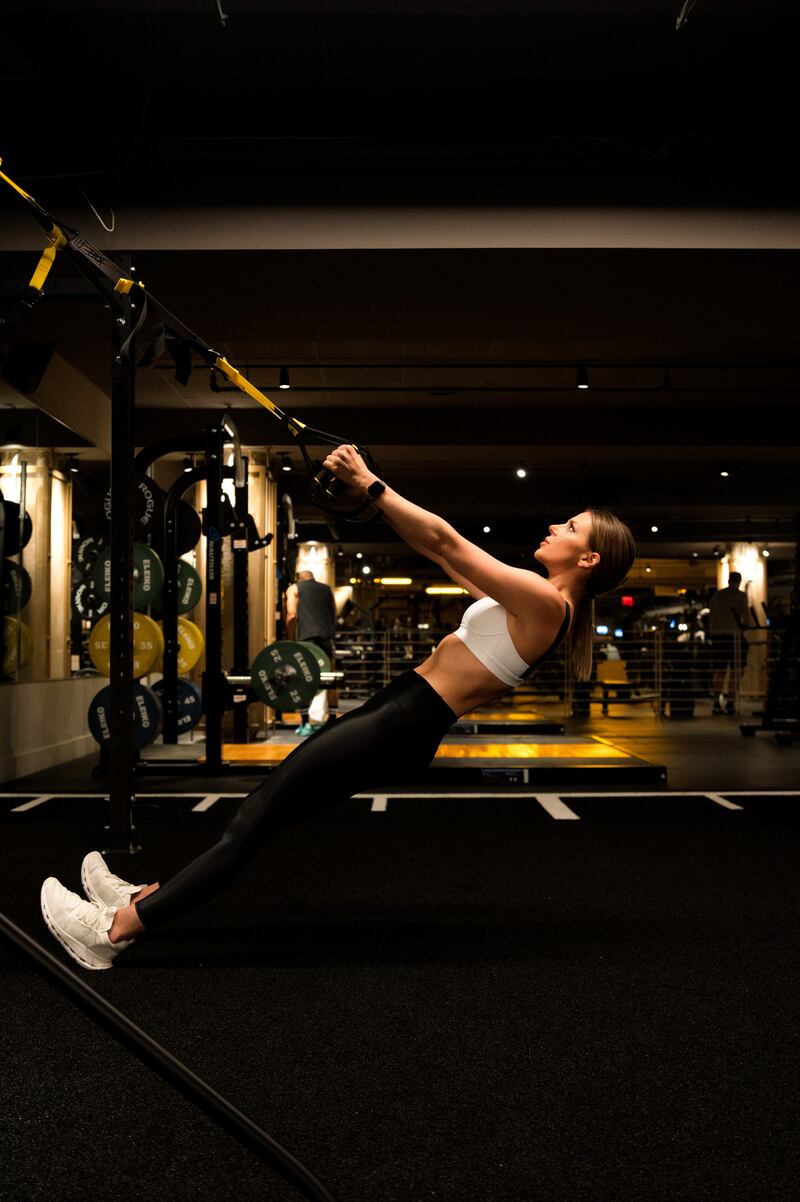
[413,603,571,719]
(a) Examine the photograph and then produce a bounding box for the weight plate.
[104,474,164,534]
[176,561,203,612]
[87,683,162,749]
[251,640,322,711]
[2,617,33,675]
[94,543,165,609]
[87,612,163,678]
[176,617,204,672]
[297,640,331,675]
[151,677,203,733]
[1,500,33,557]
[3,561,32,614]
[75,535,105,577]
[72,582,110,623]
[151,560,202,617]
[155,616,205,674]
[176,501,202,555]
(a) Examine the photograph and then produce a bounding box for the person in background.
[707,571,751,715]
[285,570,337,736]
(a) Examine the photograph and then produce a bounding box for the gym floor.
[2,708,798,1202]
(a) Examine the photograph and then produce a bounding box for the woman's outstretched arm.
[321,444,557,617]
[322,444,454,559]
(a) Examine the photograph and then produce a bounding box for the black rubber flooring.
[3,790,800,1201]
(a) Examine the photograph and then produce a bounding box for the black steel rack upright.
[106,255,138,853]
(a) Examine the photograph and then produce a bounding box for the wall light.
[426,586,468,595]
[279,367,290,390]
[516,465,527,479]
[577,366,589,390]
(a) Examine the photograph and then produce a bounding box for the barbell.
[250,640,342,712]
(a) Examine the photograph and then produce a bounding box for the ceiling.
[3,0,800,210]
[1,0,799,576]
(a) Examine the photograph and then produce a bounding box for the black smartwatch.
[367,479,386,500]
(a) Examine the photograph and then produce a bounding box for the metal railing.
[331,627,778,720]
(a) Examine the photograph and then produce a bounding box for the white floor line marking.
[3,791,800,819]
[192,794,224,812]
[354,792,550,802]
[2,792,250,811]
[11,795,55,812]
[557,791,800,798]
[190,793,253,811]
[535,794,580,821]
[134,792,249,800]
[351,791,800,801]
[706,793,745,811]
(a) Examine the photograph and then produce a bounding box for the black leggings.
[135,670,456,929]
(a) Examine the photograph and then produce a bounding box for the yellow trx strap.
[214,356,306,435]
[1,157,316,448]
[1,158,68,292]
[114,277,145,295]
[27,230,66,291]
[0,159,35,204]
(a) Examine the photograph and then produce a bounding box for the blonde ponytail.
[566,508,637,682]
[570,596,596,682]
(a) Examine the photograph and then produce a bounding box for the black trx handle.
[300,430,381,524]
[0,157,382,524]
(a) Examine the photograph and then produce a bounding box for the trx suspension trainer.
[0,159,380,523]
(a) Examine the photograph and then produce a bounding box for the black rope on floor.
[0,912,341,1202]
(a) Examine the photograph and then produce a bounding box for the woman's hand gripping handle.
[323,445,452,559]
[321,444,379,496]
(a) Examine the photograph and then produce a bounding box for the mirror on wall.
[0,442,113,685]
[1,364,106,685]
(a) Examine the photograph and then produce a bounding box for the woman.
[41,446,636,970]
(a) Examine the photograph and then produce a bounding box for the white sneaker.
[40,877,132,971]
[81,850,145,910]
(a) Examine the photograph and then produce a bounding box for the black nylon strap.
[1,162,382,523]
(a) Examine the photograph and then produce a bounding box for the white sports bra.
[453,596,571,687]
